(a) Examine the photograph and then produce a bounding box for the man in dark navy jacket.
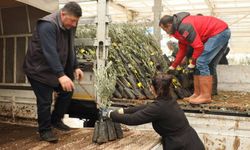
[23,2,83,142]
[159,12,230,104]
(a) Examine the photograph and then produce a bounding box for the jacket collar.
[172,12,190,34]
[57,10,66,30]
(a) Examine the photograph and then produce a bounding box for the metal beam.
[153,0,163,47]
[230,26,250,29]
[25,5,31,33]
[231,29,250,33]
[162,1,172,15]
[231,31,250,37]
[204,0,216,16]
[75,38,95,46]
[60,0,96,4]
[25,36,29,84]
[95,0,111,106]
[189,7,250,14]
[13,37,17,84]
[187,0,195,12]
[109,0,138,22]
[95,0,110,60]
[79,16,96,24]
[212,0,250,2]
[229,13,250,26]
[0,34,32,38]
[2,38,5,83]
[161,7,250,15]
[0,9,3,35]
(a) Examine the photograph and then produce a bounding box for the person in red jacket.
[159,12,231,104]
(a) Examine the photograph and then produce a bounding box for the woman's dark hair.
[159,15,173,27]
[152,73,173,99]
[62,2,82,17]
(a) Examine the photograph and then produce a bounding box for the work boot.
[52,120,70,131]
[183,75,200,101]
[212,74,218,95]
[189,75,212,104]
[40,130,58,143]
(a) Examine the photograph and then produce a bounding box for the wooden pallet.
[0,123,160,150]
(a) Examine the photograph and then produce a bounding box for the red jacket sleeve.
[171,42,187,68]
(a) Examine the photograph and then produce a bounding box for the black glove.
[168,66,178,75]
[167,69,177,75]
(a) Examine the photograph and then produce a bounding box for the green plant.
[94,61,117,109]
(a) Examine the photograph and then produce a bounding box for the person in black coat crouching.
[107,73,205,150]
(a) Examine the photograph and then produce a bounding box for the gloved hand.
[117,108,124,114]
[167,66,177,75]
[100,107,123,118]
[183,64,195,74]
[100,108,113,118]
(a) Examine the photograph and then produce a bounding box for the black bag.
[92,117,123,144]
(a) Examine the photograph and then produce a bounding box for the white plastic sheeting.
[59,0,250,53]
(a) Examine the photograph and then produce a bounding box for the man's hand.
[58,75,75,92]
[74,68,84,81]
[167,66,177,75]
[183,64,195,74]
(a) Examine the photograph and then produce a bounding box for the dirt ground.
[113,91,250,115]
[213,91,250,107]
[1,91,249,149]
[0,122,160,150]
[177,91,250,114]
[0,122,37,145]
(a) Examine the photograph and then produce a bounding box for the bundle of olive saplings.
[75,24,193,100]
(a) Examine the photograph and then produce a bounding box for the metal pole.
[2,38,6,83]
[25,5,31,33]
[95,0,111,106]
[153,0,163,47]
[0,9,3,35]
[13,37,17,83]
[25,36,29,83]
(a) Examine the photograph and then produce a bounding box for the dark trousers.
[209,45,229,95]
[28,77,73,133]
[218,47,230,65]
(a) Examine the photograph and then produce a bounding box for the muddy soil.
[0,122,159,150]
[1,91,249,149]
[113,91,250,114]
[0,122,37,145]
[178,91,250,113]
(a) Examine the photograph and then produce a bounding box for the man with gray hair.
[23,2,83,142]
[167,41,178,58]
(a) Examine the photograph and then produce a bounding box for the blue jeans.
[196,29,231,75]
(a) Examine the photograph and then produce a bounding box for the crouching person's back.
[106,73,205,150]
